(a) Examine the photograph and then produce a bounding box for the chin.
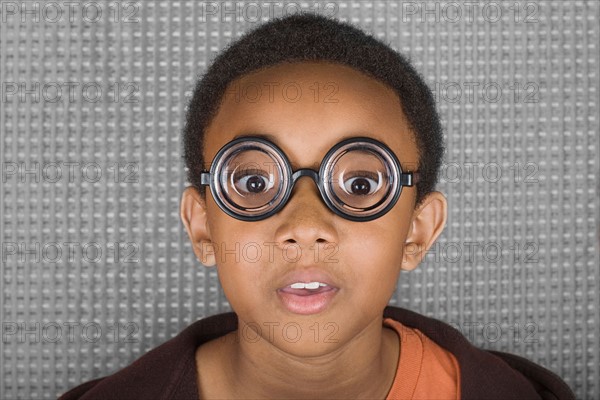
[271,337,344,358]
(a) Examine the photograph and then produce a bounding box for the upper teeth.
[290,282,328,289]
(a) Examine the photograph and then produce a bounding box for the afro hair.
[183,12,444,208]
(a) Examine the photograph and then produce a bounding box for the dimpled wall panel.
[0,1,598,398]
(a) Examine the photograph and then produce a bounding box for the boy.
[60,13,574,399]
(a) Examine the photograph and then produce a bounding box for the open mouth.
[282,281,331,294]
[277,281,339,315]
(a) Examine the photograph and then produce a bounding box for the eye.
[342,171,381,195]
[232,170,273,195]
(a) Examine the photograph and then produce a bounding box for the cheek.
[340,215,410,290]
[339,235,404,321]
[347,233,405,279]
[206,195,254,245]
[212,242,270,316]
[205,208,276,298]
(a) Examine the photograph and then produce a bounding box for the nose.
[273,176,338,250]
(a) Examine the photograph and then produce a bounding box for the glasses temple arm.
[200,172,210,186]
[400,171,420,186]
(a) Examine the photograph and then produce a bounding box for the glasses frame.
[200,136,419,222]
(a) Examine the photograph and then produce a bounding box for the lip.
[276,268,340,315]
[277,269,339,290]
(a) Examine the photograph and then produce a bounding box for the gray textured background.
[1,1,598,398]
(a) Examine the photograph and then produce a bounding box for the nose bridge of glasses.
[291,169,320,184]
[287,168,329,210]
[290,168,326,195]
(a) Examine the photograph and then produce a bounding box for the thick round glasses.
[200,136,419,222]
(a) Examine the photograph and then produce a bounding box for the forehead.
[203,62,418,170]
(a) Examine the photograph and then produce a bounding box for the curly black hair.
[183,12,443,208]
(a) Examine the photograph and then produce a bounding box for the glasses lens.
[323,142,399,218]
[217,145,286,216]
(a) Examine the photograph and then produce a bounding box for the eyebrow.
[232,132,278,142]
[231,132,321,170]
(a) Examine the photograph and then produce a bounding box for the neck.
[221,317,400,399]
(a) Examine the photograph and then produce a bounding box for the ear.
[180,187,216,267]
[402,191,447,271]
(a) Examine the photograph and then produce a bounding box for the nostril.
[316,238,327,243]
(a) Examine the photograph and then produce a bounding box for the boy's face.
[181,62,446,356]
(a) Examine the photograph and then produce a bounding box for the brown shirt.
[59,306,575,399]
